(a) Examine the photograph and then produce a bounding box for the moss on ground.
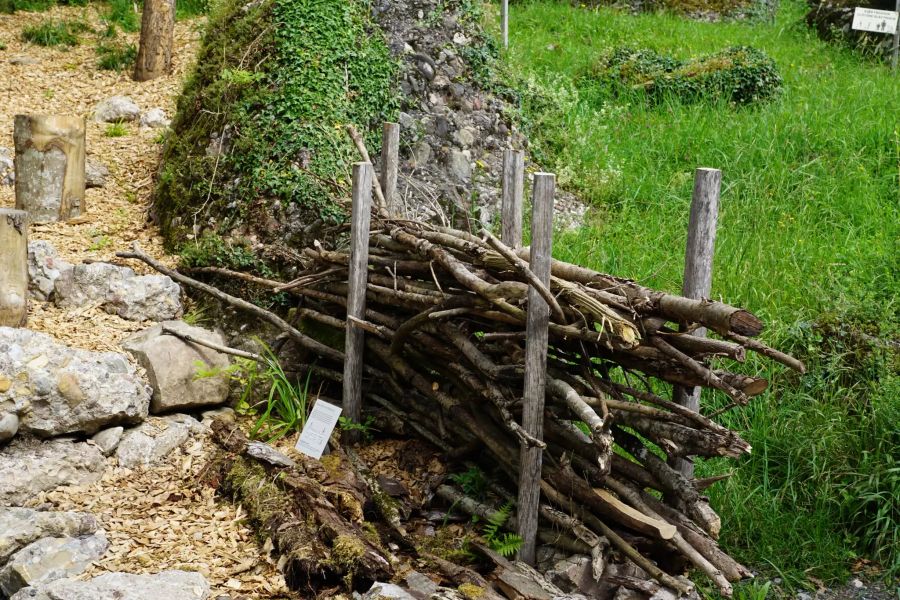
[154,0,399,269]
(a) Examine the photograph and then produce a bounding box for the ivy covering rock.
[583,46,783,105]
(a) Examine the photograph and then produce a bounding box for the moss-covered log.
[208,420,392,592]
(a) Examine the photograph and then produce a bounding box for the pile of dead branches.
[120,218,804,598]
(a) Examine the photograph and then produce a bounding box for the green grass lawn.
[493,0,899,588]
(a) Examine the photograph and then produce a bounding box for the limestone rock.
[362,582,416,600]
[0,532,109,596]
[448,150,471,182]
[54,263,182,322]
[403,572,439,600]
[85,161,108,189]
[0,412,18,444]
[106,275,182,322]
[116,415,201,469]
[0,509,99,564]
[140,108,170,129]
[27,242,72,302]
[0,327,150,437]
[200,407,234,428]
[90,427,123,456]
[122,321,230,414]
[0,438,106,506]
[92,97,140,123]
[10,570,210,600]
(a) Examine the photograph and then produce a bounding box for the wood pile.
[119,218,805,599]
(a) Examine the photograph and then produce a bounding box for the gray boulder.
[27,242,72,302]
[90,427,124,456]
[0,508,99,564]
[122,321,230,414]
[0,327,150,437]
[107,276,182,322]
[362,582,417,600]
[54,263,182,322]
[10,570,210,600]
[0,438,106,506]
[116,414,202,469]
[0,533,108,596]
[92,97,140,123]
[139,108,170,129]
[448,150,472,182]
[85,161,108,189]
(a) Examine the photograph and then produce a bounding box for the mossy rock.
[582,45,783,106]
[153,0,399,272]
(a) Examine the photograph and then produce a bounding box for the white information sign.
[852,7,899,34]
[295,399,342,459]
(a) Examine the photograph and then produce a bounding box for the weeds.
[21,20,86,46]
[104,123,128,137]
[96,42,136,70]
[104,0,139,33]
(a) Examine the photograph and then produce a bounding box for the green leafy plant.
[449,467,489,500]
[21,20,85,46]
[104,0,139,33]
[338,415,377,441]
[243,343,314,442]
[96,42,136,70]
[104,123,128,137]
[482,502,523,557]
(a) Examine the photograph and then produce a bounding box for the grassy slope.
[497,0,899,587]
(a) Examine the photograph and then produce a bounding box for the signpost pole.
[893,0,899,71]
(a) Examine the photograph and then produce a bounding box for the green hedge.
[583,45,783,105]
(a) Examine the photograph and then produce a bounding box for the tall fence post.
[516,172,555,565]
[501,149,525,248]
[501,0,509,49]
[673,167,721,478]
[380,122,400,215]
[342,162,373,442]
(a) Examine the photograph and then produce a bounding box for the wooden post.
[672,167,721,478]
[501,149,525,248]
[342,162,373,442]
[133,0,175,82]
[516,172,555,565]
[14,115,85,224]
[501,0,509,48]
[380,122,400,215]
[893,0,899,71]
[0,209,28,328]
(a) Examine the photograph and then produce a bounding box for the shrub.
[96,42,137,70]
[585,45,783,105]
[21,20,87,46]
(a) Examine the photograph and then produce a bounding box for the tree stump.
[0,209,28,327]
[133,0,175,82]
[14,115,86,224]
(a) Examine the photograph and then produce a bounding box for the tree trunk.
[14,115,85,224]
[0,209,28,327]
[133,0,175,82]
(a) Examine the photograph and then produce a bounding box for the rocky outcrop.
[93,97,141,123]
[10,570,210,600]
[54,263,182,322]
[116,414,203,469]
[122,321,230,414]
[0,533,109,597]
[0,438,106,506]
[0,509,99,565]
[0,328,150,437]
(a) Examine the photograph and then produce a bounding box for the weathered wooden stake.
[501,0,509,48]
[501,149,525,248]
[14,115,85,224]
[673,167,721,478]
[516,172,555,565]
[380,122,400,215]
[0,209,28,328]
[133,0,175,82]
[342,162,374,442]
